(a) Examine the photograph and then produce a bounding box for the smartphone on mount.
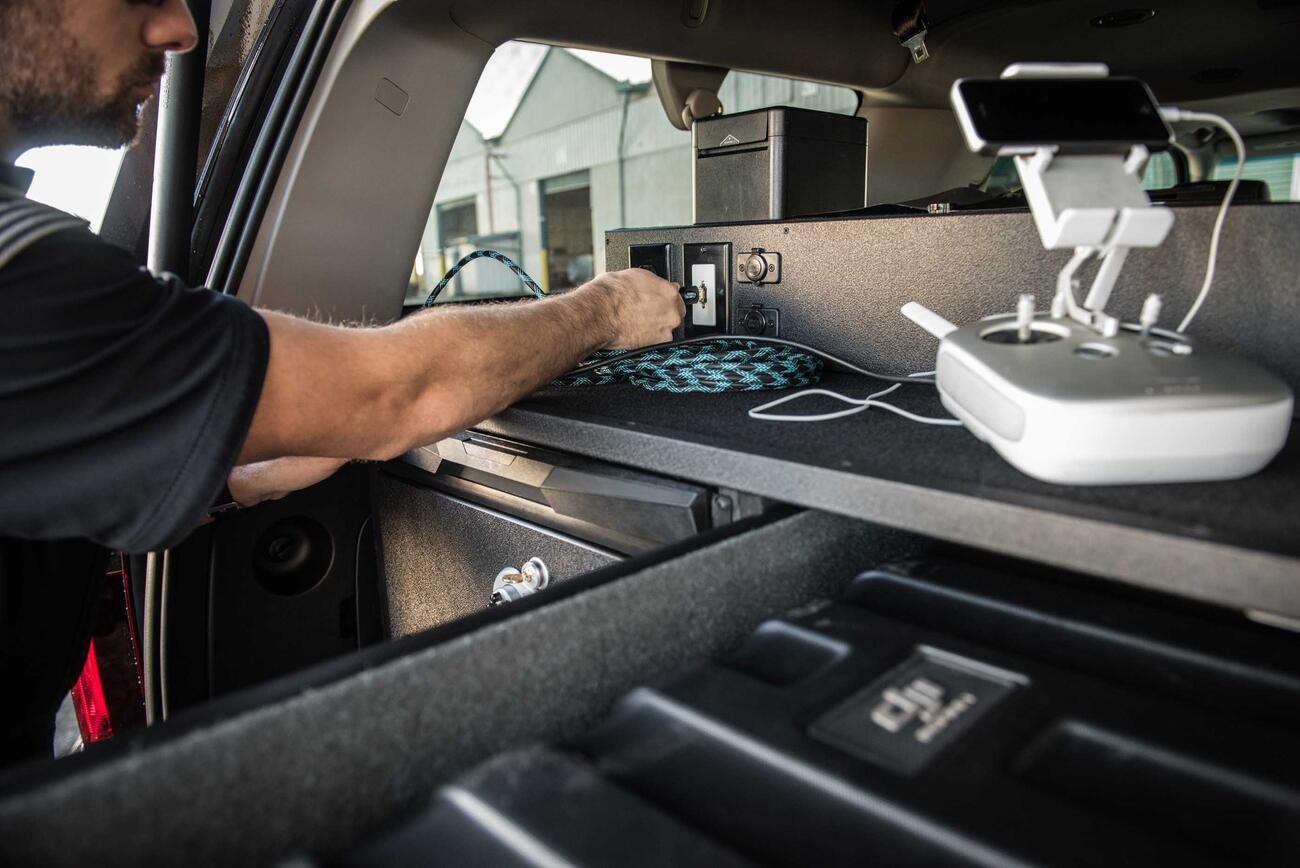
[950,76,1173,155]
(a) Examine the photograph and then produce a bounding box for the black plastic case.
[693,106,866,223]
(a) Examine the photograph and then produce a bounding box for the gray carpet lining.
[0,511,921,867]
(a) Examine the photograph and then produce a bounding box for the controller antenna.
[1016,293,1036,342]
[1139,293,1162,336]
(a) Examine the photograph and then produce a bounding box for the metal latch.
[489,557,550,606]
[892,0,931,64]
[902,31,929,64]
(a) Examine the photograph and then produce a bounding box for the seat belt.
[892,0,932,63]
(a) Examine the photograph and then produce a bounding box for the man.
[0,0,683,767]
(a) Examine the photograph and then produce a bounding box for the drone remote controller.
[903,302,1292,484]
[901,64,1294,485]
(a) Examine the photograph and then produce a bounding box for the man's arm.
[236,267,683,464]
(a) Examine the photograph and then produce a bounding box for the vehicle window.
[981,156,1020,195]
[1140,151,1178,190]
[410,42,858,305]
[980,150,1178,199]
[984,150,1300,203]
[1213,152,1300,203]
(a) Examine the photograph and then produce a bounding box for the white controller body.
[904,304,1294,485]
[923,65,1294,485]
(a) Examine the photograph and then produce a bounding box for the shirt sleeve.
[0,227,270,552]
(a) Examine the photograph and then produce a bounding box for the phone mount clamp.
[1003,63,1173,337]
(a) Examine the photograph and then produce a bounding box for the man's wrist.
[566,277,621,349]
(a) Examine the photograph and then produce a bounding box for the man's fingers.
[597,268,690,349]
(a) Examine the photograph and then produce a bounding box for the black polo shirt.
[0,161,269,766]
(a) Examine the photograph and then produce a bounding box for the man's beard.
[0,3,164,150]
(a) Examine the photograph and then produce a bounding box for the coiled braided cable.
[423,249,545,306]
[552,340,823,392]
[421,249,939,395]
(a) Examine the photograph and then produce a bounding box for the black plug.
[678,285,698,337]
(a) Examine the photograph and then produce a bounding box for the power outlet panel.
[628,243,673,282]
[683,243,730,335]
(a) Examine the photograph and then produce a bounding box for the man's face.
[0,0,198,150]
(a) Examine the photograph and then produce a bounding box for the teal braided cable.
[423,249,545,307]
[552,340,823,393]
[424,251,824,393]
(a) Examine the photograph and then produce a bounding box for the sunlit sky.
[466,43,651,138]
[15,146,124,233]
[13,43,649,231]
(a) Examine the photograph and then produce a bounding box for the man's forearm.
[241,269,682,465]
[374,285,617,455]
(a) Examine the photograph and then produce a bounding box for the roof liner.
[875,0,1300,107]
[447,0,1300,139]
[449,0,909,91]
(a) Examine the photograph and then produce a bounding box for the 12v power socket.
[736,248,781,284]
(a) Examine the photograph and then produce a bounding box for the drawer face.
[402,432,718,556]
[374,475,618,637]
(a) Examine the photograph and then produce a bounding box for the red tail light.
[70,639,114,743]
[69,554,145,745]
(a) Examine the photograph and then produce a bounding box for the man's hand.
[581,268,686,348]
[227,456,349,508]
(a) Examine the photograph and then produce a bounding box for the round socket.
[741,308,769,335]
[980,321,1069,344]
[252,517,334,596]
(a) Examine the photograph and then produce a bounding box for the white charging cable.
[1158,107,1246,332]
[748,376,962,426]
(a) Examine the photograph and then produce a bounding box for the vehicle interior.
[2,0,1299,864]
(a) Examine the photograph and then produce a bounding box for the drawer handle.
[489,557,550,606]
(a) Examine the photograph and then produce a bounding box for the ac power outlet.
[628,243,673,281]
